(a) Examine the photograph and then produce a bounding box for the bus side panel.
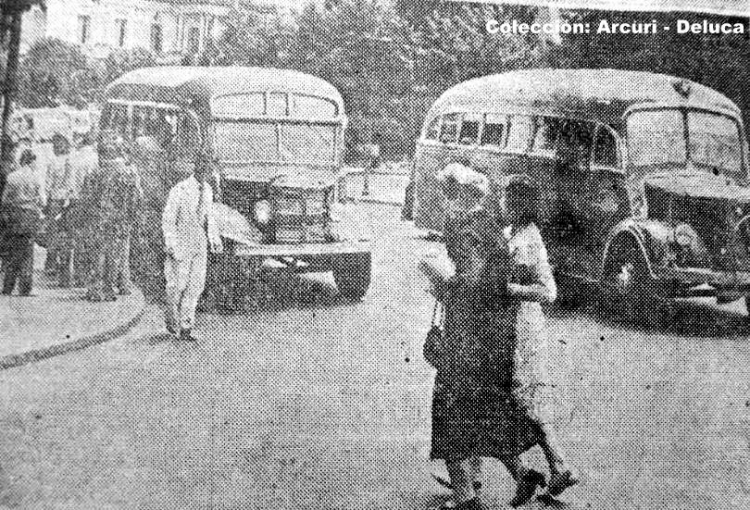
[524,154,558,227]
[414,141,448,232]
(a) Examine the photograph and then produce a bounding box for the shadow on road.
[549,294,750,338]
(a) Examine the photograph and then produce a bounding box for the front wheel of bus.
[599,237,670,327]
[333,252,371,300]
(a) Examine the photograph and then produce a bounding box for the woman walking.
[503,175,579,498]
[421,165,548,510]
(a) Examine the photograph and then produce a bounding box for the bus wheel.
[599,237,669,327]
[333,252,371,300]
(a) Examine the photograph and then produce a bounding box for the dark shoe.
[510,469,546,508]
[179,329,198,342]
[166,324,178,337]
[548,469,579,497]
[432,475,482,494]
[454,498,487,510]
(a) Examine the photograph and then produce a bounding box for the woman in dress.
[422,165,547,510]
[503,175,579,498]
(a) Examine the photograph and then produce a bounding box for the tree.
[102,47,156,84]
[18,38,103,107]
[214,7,297,67]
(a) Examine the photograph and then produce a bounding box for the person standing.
[503,175,579,498]
[43,133,73,280]
[1,149,44,296]
[162,151,222,341]
[85,133,141,301]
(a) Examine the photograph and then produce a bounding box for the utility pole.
[0,0,43,203]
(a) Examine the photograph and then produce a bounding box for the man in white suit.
[162,151,223,341]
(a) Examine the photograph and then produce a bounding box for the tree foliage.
[18,38,102,108]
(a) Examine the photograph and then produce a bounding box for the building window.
[187,26,200,54]
[116,19,127,47]
[78,15,91,44]
[151,24,163,53]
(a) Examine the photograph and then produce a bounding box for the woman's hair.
[505,175,539,226]
[19,149,36,167]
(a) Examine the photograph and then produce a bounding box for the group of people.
[420,163,578,509]
[0,130,141,300]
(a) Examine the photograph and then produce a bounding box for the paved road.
[0,203,748,510]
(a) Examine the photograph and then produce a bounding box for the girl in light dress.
[503,175,579,500]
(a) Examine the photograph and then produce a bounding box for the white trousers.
[164,250,207,332]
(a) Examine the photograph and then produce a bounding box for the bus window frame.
[438,113,461,145]
[590,123,623,173]
[479,113,509,150]
[457,113,482,146]
[423,115,442,142]
[210,92,340,122]
[505,114,535,154]
[530,115,563,158]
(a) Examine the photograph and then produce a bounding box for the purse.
[423,300,446,369]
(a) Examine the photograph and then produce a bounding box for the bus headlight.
[254,200,272,225]
[674,223,695,247]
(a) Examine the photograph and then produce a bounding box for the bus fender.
[600,219,674,279]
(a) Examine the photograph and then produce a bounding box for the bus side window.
[458,114,480,145]
[102,103,129,138]
[481,113,508,148]
[593,125,619,168]
[532,116,562,156]
[439,113,460,144]
[425,116,441,141]
[174,113,201,160]
[506,115,534,152]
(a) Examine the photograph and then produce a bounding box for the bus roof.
[105,66,344,109]
[427,69,741,124]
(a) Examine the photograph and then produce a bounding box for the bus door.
[527,116,562,227]
[170,110,202,178]
[585,124,629,258]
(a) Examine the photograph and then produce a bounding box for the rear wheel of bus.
[332,252,371,300]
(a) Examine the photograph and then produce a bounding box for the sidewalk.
[0,256,145,370]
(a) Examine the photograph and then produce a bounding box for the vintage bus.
[101,66,371,300]
[409,69,750,321]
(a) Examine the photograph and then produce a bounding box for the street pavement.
[0,203,748,509]
[0,267,145,370]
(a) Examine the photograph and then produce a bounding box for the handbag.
[423,300,446,369]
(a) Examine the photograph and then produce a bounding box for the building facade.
[21,0,287,58]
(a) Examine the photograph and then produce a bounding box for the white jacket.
[162,175,221,260]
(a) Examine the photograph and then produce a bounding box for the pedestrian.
[362,132,381,196]
[85,132,141,301]
[43,133,73,280]
[162,149,223,341]
[1,149,44,296]
[70,131,99,286]
[502,175,579,498]
[420,164,545,510]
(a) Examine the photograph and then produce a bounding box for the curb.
[0,298,146,371]
[359,196,404,207]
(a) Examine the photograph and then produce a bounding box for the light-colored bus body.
[412,68,750,310]
[102,67,371,300]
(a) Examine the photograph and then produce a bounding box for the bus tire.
[599,236,670,327]
[333,252,371,300]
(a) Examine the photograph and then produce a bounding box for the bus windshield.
[214,122,336,164]
[627,109,743,176]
